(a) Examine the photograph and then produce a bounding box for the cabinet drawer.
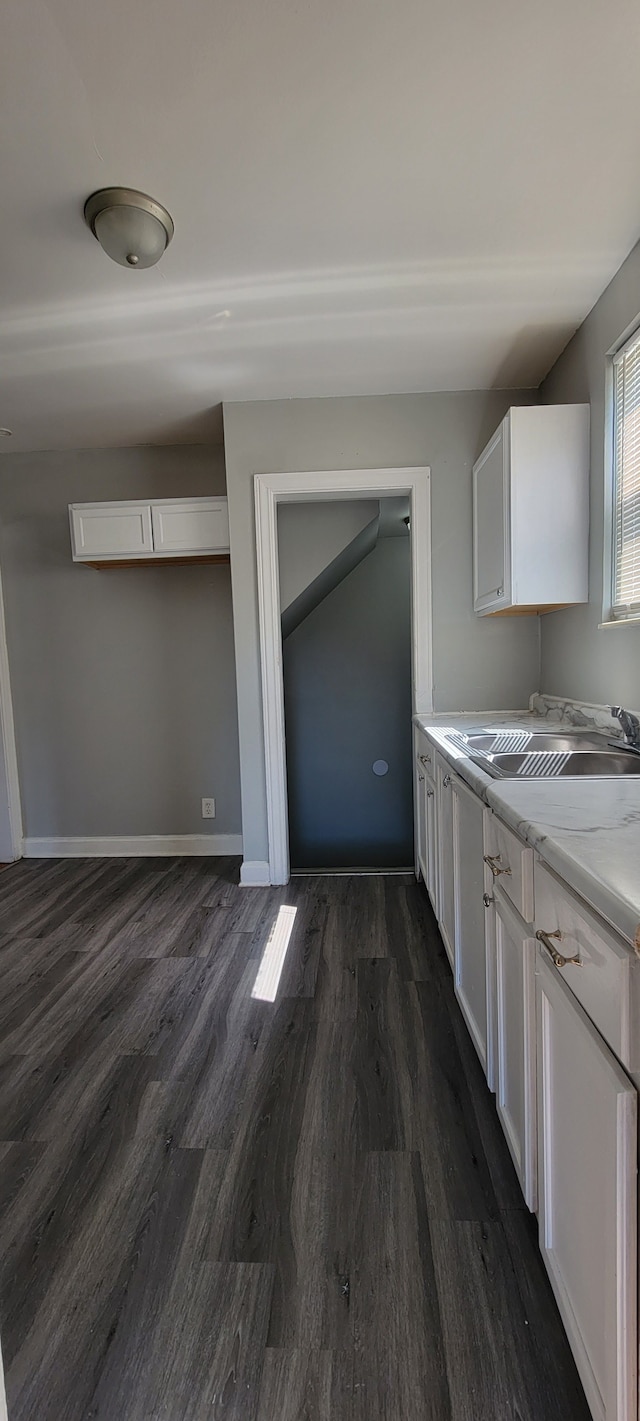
[535,863,639,1073]
[151,498,229,553]
[484,813,534,922]
[415,729,434,777]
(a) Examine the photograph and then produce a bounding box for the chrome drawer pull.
[536,928,582,969]
[483,852,512,878]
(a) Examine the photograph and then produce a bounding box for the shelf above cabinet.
[69,497,230,565]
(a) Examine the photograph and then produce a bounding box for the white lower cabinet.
[415,743,427,877]
[416,728,640,1421]
[435,754,455,967]
[416,765,437,908]
[452,775,489,1078]
[432,757,491,1080]
[536,952,637,1421]
[493,886,537,1209]
[424,773,437,909]
[415,735,437,911]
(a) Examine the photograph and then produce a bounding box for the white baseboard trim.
[23,834,243,859]
[240,859,271,887]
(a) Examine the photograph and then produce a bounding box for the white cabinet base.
[452,775,488,1077]
[537,952,637,1421]
[436,755,455,967]
[494,888,537,1209]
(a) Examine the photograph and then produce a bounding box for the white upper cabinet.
[474,431,508,610]
[151,498,229,554]
[473,404,590,615]
[69,502,154,560]
[69,497,229,563]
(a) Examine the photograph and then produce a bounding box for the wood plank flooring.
[0,857,591,1420]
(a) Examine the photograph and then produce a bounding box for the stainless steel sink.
[458,730,610,754]
[445,727,640,778]
[484,750,640,779]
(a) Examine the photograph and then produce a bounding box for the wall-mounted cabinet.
[69,497,230,566]
[473,404,589,616]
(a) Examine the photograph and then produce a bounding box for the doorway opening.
[279,496,413,871]
[254,467,432,885]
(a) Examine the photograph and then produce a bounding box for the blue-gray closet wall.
[283,533,412,870]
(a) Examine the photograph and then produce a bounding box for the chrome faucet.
[611,706,640,750]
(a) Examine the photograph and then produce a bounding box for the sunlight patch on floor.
[251,905,297,1001]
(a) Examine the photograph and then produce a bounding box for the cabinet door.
[151,498,229,554]
[416,766,437,911]
[70,502,153,560]
[416,763,428,884]
[436,759,455,968]
[537,953,637,1421]
[483,853,497,1093]
[424,774,437,910]
[494,889,537,1208]
[473,422,510,612]
[452,776,488,1075]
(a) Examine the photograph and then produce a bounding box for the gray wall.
[540,237,640,705]
[224,391,541,867]
[0,445,241,840]
[0,705,12,860]
[277,500,378,610]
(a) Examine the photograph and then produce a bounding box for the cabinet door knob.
[442,774,451,788]
[419,754,431,766]
[426,788,434,799]
[497,585,504,596]
[536,928,582,969]
[483,892,494,908]
[418,772,425,782]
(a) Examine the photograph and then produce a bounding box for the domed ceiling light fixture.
[84,188,174,269]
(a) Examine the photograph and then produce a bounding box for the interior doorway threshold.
[290,866,414,876]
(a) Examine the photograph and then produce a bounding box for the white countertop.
[414,711,640,950]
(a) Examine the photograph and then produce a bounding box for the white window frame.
[604,322,640,628]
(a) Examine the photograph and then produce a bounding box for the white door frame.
[0,562,22,860]
[254,466,432,885]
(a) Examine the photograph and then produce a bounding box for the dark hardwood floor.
[0,857,591,1420]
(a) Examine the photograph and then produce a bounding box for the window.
[612,326,640,617]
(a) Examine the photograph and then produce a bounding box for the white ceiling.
[2,0,640,451]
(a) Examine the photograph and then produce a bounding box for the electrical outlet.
[201,797,216,819]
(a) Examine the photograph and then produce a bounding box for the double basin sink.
[446,727,640,780]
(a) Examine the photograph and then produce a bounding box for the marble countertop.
[414,710,640,951]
